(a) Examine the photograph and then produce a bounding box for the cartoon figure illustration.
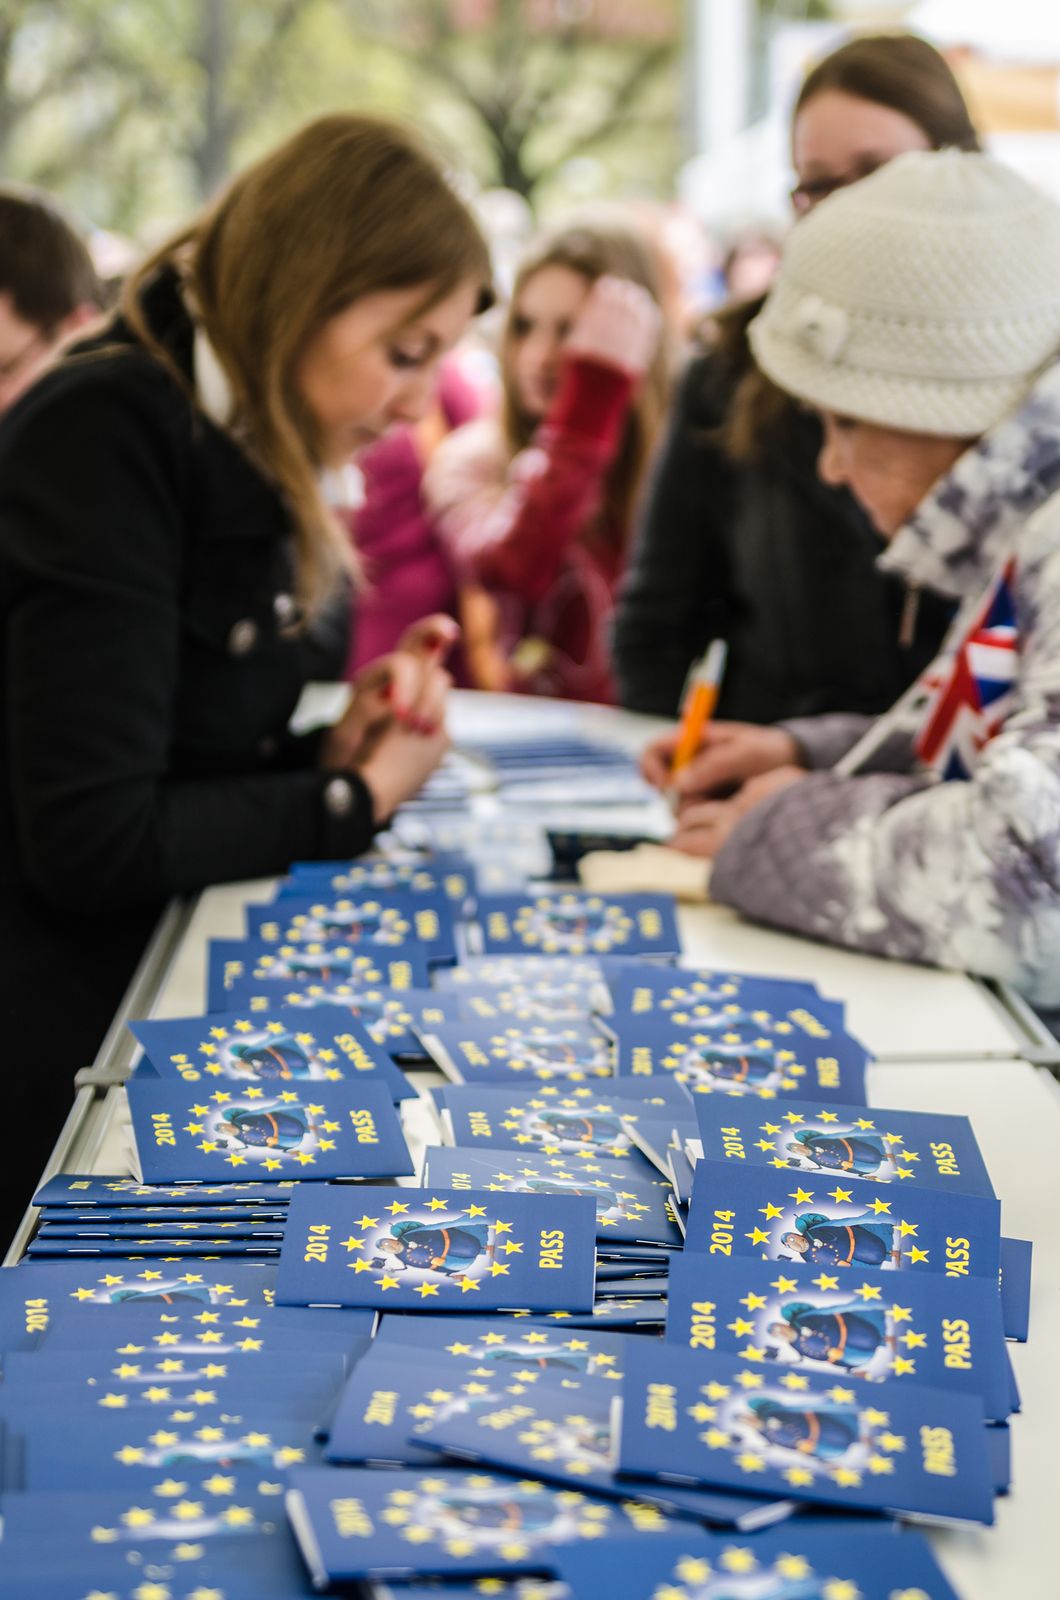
[522,1177,620,1217]
[372,1214,492,1280]
[477,1342,592,1375]
[526,1111,628,1149]
[305,904,395,942]
[432,1488,564,1538]
[227,1032,316,1081]
[144,1437,276,1469]
[767,1300,890,1371]
[678,1041,779,1089]
[785,1127,890,1177]
[519,1037,611,1076]
[743,1396,862,1461]
[215,1102,313,1152]
[108,1283,213,1306]
[780,1210,899,1268]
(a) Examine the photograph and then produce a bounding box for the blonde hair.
[122,114,492,613]
[501,220,669,552]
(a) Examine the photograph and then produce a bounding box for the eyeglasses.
[789,157,885,215]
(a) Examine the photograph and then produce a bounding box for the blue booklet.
[221,982,427,1058]
[129,1004,415,1102]
[1000,1235,1032,1341]
[275,1186,597,1312]
[437,1082,690,1171]
[36,1205,290,1226]
[125,1079,412,1183]
[206,938,428,1011]
[246,888,458,966]
[512,1297,669,1329]
[553,1522,961,1600]
[413,1370,794,1531]
[16,1411,325,1490]
[423,1146,682,1247]
[604,965,837,1025]
[683,1159,1002,1283]
[0,1261,277,1330]
[441,980,603,1025]
[373,1312,632,1380]
[36,1217,287,1238]
[39,1302,376,1354]
[664,1252,1011,1422]
[612,1020,868,1104]
[688,1097,994,1196]
[32,1175,300,1208]
[477,892,681,958]
[25,1236,282,1258]
[617,1341,994,1525]
[421,1019,614,1085]
[280,852,476,906]
[284,1464,679,1583]
[436,955,608,990]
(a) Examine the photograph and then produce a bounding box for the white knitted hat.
[748,150,1060,436]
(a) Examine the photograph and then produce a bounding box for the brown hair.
[0,186,100,332]
[722,32,979,460]
[122,115,493,612]
[501,220,669,552]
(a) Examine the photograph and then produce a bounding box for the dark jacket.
[612,345,952,721]
[0,270,374,1223]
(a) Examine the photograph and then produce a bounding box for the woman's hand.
[641,719,803,801]
[670,766,808,858]
[565,273,662,379]
[320,613,458,770]
[358,717,451,826]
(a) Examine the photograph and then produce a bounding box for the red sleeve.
[474,355,635,602]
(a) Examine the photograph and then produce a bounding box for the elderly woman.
[643,151,1060,1005]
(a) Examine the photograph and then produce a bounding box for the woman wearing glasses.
[614,34,978,731]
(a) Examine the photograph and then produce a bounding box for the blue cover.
[275,1186,597,1312]
[26,1236,282,1258]
[436,955,608,989]
[554,1523,960,1600]
[617,1340,994,1525]
[246,888,458,965]
[220,981,429,1057]
[421,1019,614,1085]
[280,851,476,906]
[604,965,836,1023]
[206,937,429,1011]
[423,1145,682,1247]
[477,891,681,957]
[999,1235,1032,1341]
[130,1004,416,1101]
[38,1302,375,1353]
[126,1079,412,1183]
[283,1464,681,1582]
[0,1261,278,1330]
[689,1096,994,1196]
[612,1019,868,1104]
[413,1369,794,1531]
[440,980,604,1024]
[32,1175,300,1207]
[664,1251,1011,1421]
[683,1159,1001,1283]
[374,1312,633,1377]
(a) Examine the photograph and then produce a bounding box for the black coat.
[0,272,373,1225]
[613,348,953,721]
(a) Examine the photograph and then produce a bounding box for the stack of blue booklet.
[0,839,1029,1597]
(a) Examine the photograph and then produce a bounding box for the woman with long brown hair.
[0,113,492,1224]
[617,33,979,735]
[425,218,666,703]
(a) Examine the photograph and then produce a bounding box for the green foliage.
[0,0,684,238]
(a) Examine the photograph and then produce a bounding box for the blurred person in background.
[0,186,102,414]
[424,219,667,703]
[613,33,979,725]
[343,356,486,686]
[643,151,1060,1004]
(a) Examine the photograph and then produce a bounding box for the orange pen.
[671,640,728,776]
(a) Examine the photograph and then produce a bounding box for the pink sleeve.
[425,355,634,604]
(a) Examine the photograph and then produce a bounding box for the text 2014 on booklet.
[275,1185,597,1312]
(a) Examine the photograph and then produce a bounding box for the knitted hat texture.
[748,150,1060,435]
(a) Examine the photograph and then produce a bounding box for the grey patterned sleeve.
[778,713,917,774]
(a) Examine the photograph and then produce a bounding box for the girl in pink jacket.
[425,221,667,703]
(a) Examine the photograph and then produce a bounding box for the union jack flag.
[914,558,1019,781]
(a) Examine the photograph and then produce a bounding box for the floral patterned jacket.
[710,362,1060,1005]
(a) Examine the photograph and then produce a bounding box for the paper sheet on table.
[577,842,712,902]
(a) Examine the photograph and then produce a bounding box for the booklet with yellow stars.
[125,1080,412,1184]
[682,1160,1001,1285]
[475,892,681,959]
[664,1252,1012,1422]
[129,1004,417,1103]
[686,1099,994,1197]
[274,1187,597,1312]
[245,888,458,968]
[610,1019,868,1105]
[616,1341,995,1526]
[553,1521,962,1600]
